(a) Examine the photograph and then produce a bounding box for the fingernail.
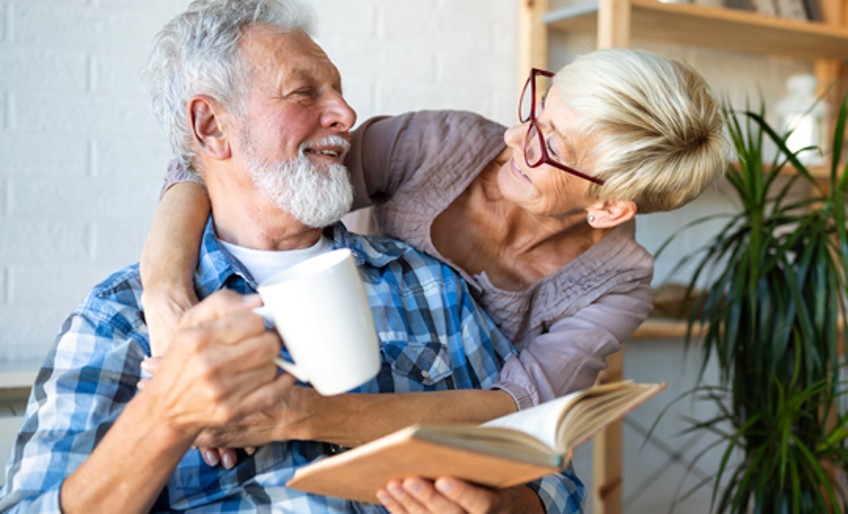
[387,482,406,498]
[222,453,235,470]
[435,478,456,494]
[245,446,256,456]
[140,359,149,372]
[203,450,219,467]
[376,490,391,505]
[406,478,424,495]
[136,380,146,390]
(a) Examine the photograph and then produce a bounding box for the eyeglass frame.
[519,68,605,186]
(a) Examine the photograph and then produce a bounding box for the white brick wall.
[0,0,809,364]
[0,0,518,363]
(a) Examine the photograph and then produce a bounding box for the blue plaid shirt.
[1,221,584,513]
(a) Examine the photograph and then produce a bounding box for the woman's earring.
[587,214,595,224]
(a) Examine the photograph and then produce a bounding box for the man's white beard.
[246,135,354,228]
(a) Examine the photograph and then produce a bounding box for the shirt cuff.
[490,380,537,411]
[526,468,585,513]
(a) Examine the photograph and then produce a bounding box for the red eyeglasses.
[518,68,605,186]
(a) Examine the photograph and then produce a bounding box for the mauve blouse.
[166,109,654,410]
[345,110,654,409]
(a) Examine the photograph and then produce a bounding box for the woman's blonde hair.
[553,48,728,213]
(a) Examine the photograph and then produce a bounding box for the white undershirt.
[220,235,332,285]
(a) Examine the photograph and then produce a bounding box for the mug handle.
[253,305,310,383]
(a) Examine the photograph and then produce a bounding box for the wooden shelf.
[519,1,847,512]
[544,0,848,60]
[633,318,690,339]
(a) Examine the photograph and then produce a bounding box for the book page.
[481,381,662,453]
[480,389,584,449]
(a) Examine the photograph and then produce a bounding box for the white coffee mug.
[254,248,381,396]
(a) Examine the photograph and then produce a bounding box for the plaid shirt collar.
[194,217,405,297]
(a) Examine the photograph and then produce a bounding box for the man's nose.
[322,90,357,132]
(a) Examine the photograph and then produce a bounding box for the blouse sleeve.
[346,110,506,212]
[161,160,204,198]
[493,278,653,410]
[346,112,422,211]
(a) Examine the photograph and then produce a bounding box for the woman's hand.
[377,478,543,514]
[141,288,198,356]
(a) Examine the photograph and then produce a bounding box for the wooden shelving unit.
[518,1,848,513]
[544,0,848,60]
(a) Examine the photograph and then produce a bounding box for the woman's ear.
[188,95,231,160]
[586,199,637,228]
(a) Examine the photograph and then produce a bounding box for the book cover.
[287,381,665,503]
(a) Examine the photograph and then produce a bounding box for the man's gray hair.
[146,0,316,171]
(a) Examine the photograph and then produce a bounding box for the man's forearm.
[60,389,195,514]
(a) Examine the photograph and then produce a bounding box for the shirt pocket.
[382,340,453,388]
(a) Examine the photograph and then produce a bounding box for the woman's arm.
[496,284,654,409]
[140,180,210,356]
[194,387,517,449]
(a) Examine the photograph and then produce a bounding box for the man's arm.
[1,291,288,513]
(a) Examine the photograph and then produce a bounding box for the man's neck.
[204,162,324,251]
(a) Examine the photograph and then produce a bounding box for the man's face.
[232,26,357,226]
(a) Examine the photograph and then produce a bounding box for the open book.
[287,380,665,503]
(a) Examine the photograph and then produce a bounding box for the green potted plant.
[659,94,848,513]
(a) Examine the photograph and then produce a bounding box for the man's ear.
[586,199,637,228]
[188,95,231,160]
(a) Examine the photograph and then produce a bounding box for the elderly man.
[0,1,582,512]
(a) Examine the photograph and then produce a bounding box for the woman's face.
[499,85,595,219]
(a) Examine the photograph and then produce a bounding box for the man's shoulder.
[346,230,443,267]
[72,263,145,327]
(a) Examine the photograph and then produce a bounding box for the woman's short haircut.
[553,48,728,213]
[146,0,315,172]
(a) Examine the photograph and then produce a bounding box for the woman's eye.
[546,138,560,158]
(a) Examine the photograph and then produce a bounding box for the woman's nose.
[504,122,526,150]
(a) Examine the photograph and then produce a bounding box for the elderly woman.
[142,48,726,511]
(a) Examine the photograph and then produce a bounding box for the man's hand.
[194,382,320,447]
[377,478,544,514]
[143,290,289,437]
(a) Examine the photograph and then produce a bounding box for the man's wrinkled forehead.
[239,24,342,88]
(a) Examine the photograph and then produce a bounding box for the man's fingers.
[233,372,296,416]
[178,290,262,329]
[378,479,465,514]
[404,478,466,514]
[434,478,498,513]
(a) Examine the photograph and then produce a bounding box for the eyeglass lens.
[524,123,544,167]
[519,72,552,123]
